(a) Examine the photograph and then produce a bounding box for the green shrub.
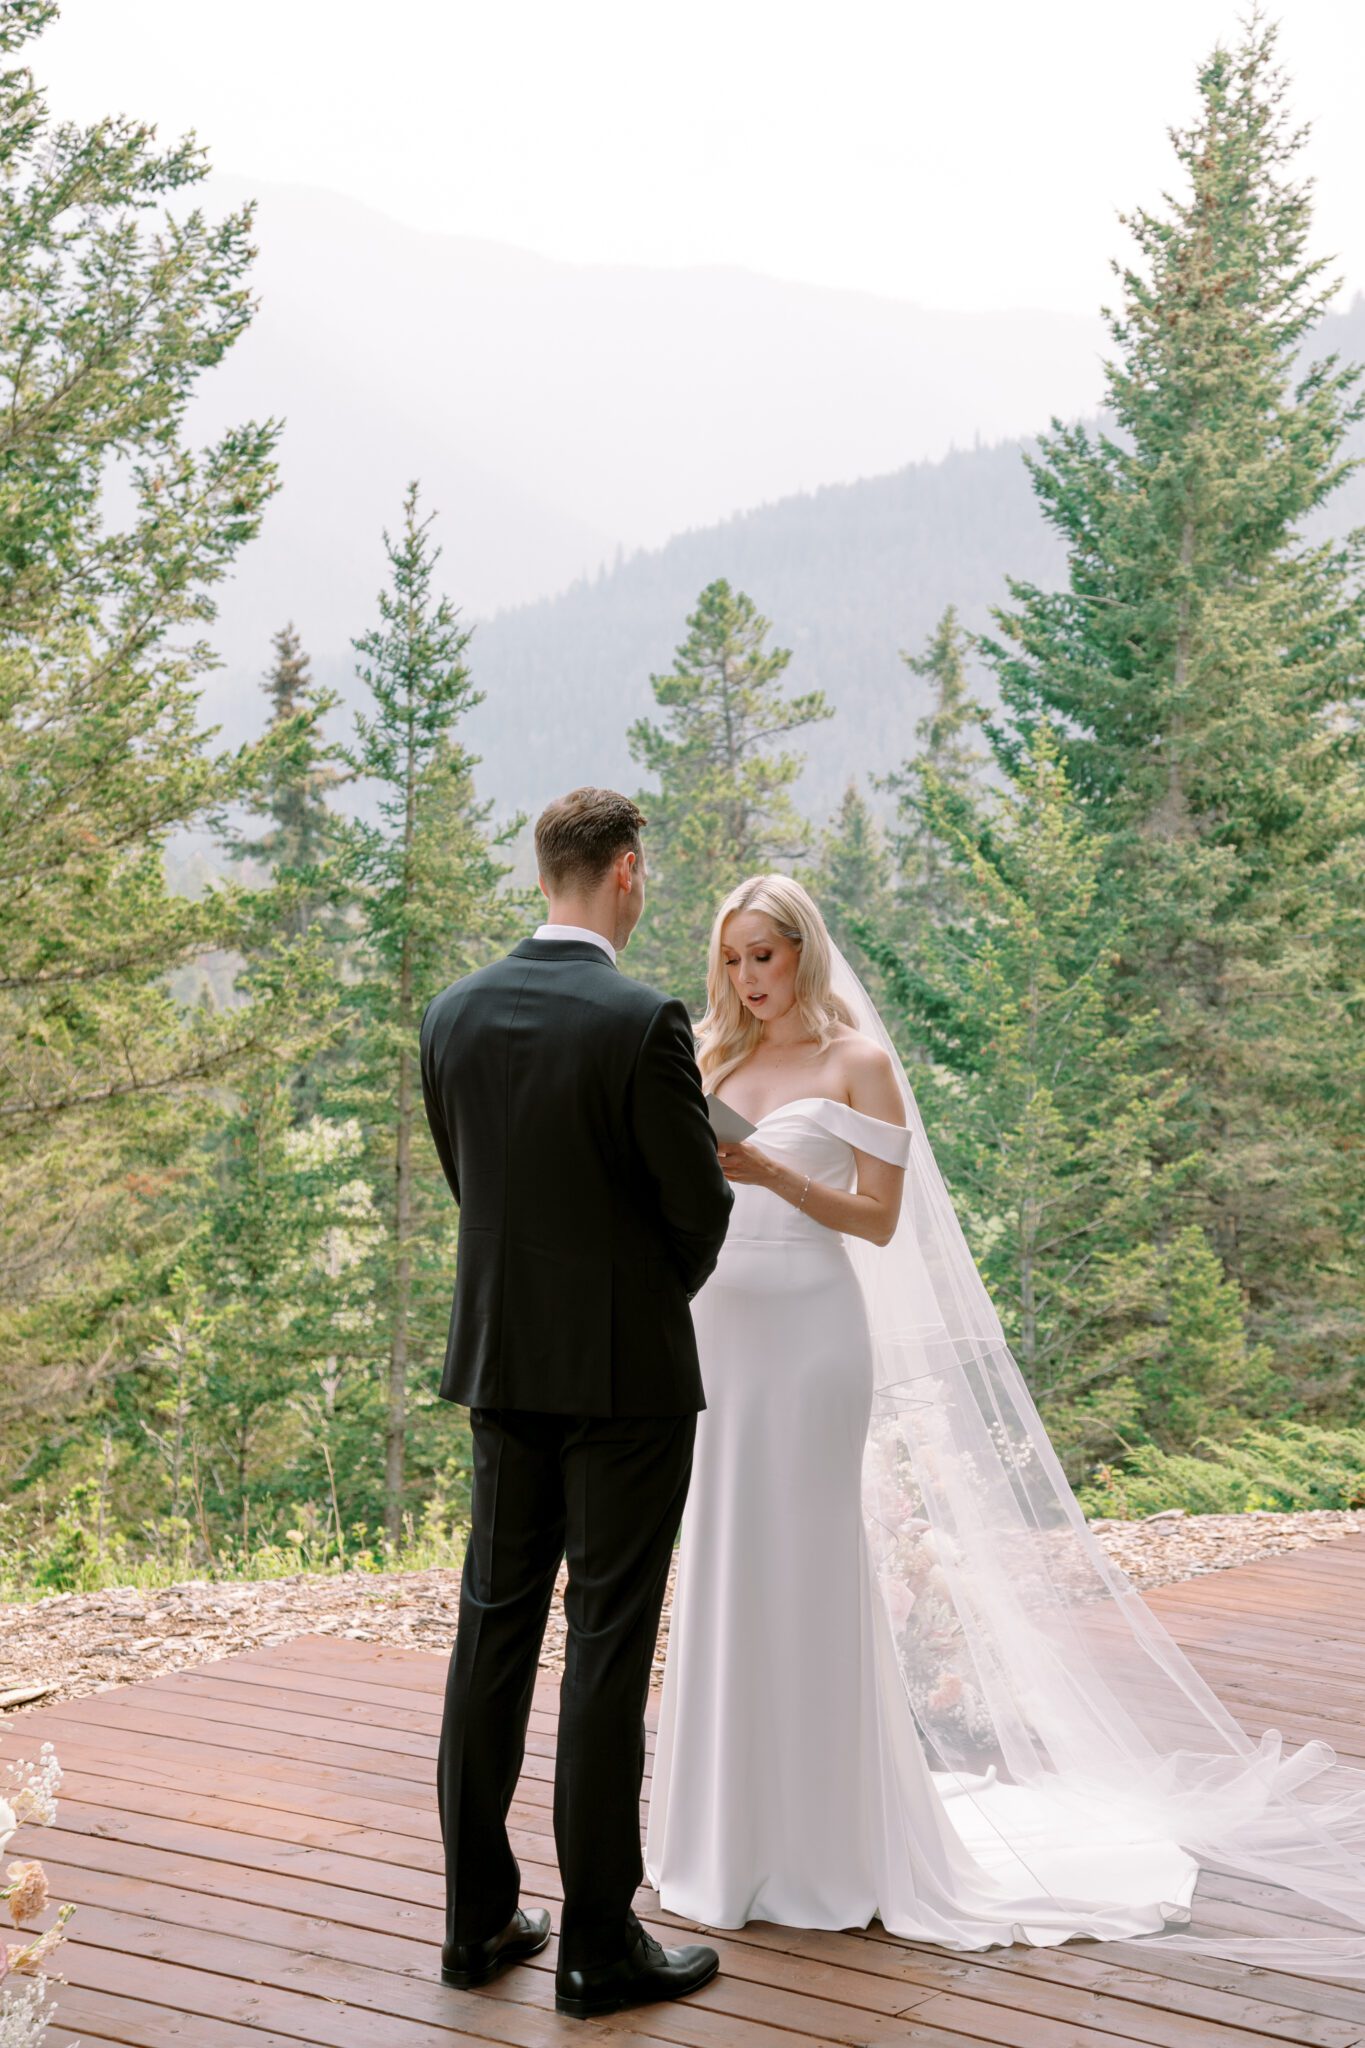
[1079,1422,1365,1519]
[0,1487,466,1604]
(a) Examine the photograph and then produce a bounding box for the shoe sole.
[441,1927,551,1989]
[555,1952,721,2019]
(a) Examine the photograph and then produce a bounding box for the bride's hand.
[716,1140,778,1185]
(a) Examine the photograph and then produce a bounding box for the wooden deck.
[8,1536,1365,2048]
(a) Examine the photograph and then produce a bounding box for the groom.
[419,786,733,2020]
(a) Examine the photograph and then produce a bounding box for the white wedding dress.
[645,1093,1200,1947]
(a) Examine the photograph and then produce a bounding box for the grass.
[0,1501,467,1605]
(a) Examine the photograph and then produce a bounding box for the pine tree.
[125,1088,381,1567]
[228,624,352,1120]
[343,485,521,1541]
[234,625,348,941]
[628,579,833,1009]
[801,783,895,987]
[979,21,1365,1391]
[0,5,334,1475]
[882,607,989,934]
[864,724,1270,1474]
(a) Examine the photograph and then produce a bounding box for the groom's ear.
[536,873,549,901]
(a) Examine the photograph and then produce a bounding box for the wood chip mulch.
[3,1507,1364,1715]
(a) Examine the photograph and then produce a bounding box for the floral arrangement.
[0,1741,75,2046]
[864,1409,1027,1764]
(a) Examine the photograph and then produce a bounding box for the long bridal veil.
[829,939,1365,1978]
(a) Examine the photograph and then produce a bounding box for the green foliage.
[881,606,989,936]
[628,579,833,1009]
[3,7,1363,1588]
[1079,1422,1365,1519]
[801,783,896,987]
[0,5,336,1477]
[0,1486,468,1603]
[862,721,1262,1475]
[340,484,524,1538]
[979,20,1365,1394]
[232,624,350,941]
[1097,1225,1282,1450]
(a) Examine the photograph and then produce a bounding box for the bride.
[645,872,1365,1973]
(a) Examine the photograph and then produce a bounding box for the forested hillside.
[460,292,1365,826]
[2,10,1361,1603]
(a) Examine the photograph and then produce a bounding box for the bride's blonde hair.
[695,873,856,1089]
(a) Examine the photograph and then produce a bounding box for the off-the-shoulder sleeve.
[806,1096,912,1166]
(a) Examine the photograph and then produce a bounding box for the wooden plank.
[10,1541,1365,2048]
[36,1856,948,2031]
[25,1723,441,1814]
[709,1914,1365,2044]
[43,1983,333,2048]
[55,1900,920,2048]
[39,1691,442,1774]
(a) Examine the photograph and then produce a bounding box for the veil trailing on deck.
[829,938,1365,1978]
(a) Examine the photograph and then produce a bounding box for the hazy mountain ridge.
[192,175,1108,709]
[461,435,1064,824]
[186,173,1363,833]
[454,292,1365,827]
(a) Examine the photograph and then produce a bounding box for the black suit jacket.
[419,937,733,1416]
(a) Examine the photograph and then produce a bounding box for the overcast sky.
[35,0,1365,317]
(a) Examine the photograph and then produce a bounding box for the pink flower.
[928,1672,964,1712]
[6,1859,49,1927]
[5,1901,74,1975]
[881,1580,916,1631]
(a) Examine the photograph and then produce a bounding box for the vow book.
[706,1094,757,1144]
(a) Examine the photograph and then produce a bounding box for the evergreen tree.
[801,783,895,987]
[628,579,833,1009]
[233,624,349,941]
[126,1088,380,1566]
[0,5,333,1478]
[883,606,989,931]
[979,22,1365,1390]
[229,623,352,1119]
[864,724,1273,1474]
[343,485,521,1540]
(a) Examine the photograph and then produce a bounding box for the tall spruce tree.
[234,625,348,941]
[864,724,1275,1474]
[0,4,332,1478]
[802,783,895,987]
[979,22,1365,1393]
[344,486,520,1541]
[229,624,352,1120]
[628,579,833,1010]
[884,606,989,931]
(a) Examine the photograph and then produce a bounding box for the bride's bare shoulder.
[830,1028,906,1124]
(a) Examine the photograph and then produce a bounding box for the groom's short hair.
[535,786,647,890]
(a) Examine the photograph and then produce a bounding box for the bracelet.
[797,1174,812,1212]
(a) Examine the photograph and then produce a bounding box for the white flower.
[1,1750,60,1833]
[0,1975,61,2048]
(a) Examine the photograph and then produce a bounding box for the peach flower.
[6,1859,49,1926]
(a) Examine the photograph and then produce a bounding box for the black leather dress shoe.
[441,1907,551,1988]
[555,1927,720,2019]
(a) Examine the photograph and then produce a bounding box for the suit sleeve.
[629,997,733,1297]
[419,999,460,1206]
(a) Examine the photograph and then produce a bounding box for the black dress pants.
[438,1406,696,1973]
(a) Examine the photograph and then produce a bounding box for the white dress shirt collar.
[533,922,617,963]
